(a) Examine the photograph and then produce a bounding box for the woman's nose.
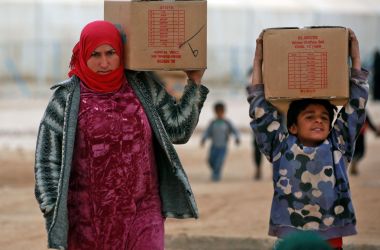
[99,55,109,68]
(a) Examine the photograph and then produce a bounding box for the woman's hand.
[252,31,264,85]
[184,69,205,85]
[348,28,361,70]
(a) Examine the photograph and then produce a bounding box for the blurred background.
[2,0,380,92]
[1,0,380,249]
[2,0,380,147]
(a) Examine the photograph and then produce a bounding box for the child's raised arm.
[349,28,361,70]
[247,31,287,162]
[332,28,369,159]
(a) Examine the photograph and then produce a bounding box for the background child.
[350,111,380,175]
[247,29,368,250]
[247,67,264,180]
[201,102,240,182]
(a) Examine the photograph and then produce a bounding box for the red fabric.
[68,20,125,93]
[359,121,368,134]
[327,237,343,248]
[67,81,164,249]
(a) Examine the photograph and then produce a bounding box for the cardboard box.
[263,27,349,113]
[104,0,207,70]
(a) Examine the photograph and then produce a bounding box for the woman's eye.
[107,50,116,56]
[91,52,100,58]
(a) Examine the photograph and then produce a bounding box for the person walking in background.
[34,20,208,250]
[201,101,240,182]
[350,111,380,175]
[247,67,264,180]
[251,134,263,180]
[372,50,380,100]
[248,29,368,250]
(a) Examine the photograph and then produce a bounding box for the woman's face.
[86,44,120,75]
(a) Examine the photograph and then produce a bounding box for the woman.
[34,20,208,250]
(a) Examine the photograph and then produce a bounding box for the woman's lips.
[97,70,111,75]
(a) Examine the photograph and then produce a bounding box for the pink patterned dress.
[67,81,164,250]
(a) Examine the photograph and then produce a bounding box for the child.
[247,67,265,180]
[201,102,240,181]
[350,112,380,175]
[247,29,368,250]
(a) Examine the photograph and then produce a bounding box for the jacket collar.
[50,75,80,90]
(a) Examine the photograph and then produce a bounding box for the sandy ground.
[1,132,380,250]
[1,93,380,249]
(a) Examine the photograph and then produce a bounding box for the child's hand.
[348,28,361,70]
[252,31,264,85]
[254,31,264,63]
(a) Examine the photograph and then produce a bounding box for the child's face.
[289,104,330,147]
[216,109,225,118]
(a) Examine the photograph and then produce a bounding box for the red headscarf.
[68,20,125,93]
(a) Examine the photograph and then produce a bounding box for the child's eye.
[322,116,329,121]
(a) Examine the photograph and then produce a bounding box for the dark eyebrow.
[92,48,116,53]
[303,110,316,115]
[302,110,329,116]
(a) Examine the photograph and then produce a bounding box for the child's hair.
[214,102,225,113]
[287,99,337,131]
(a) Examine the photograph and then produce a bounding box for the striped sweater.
[34,70,208,249]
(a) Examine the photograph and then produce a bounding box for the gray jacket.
[34,70,209,249]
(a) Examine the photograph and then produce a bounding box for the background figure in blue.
[201,102,240,181]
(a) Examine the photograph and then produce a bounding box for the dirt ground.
[1,94,380,249]
[1,131,380,250]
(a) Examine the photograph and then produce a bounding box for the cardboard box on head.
[263,27,349,114]
[104,0,207,71]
